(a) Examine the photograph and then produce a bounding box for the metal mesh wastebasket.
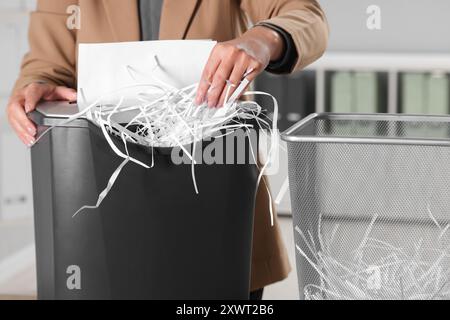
[281,113,450,300]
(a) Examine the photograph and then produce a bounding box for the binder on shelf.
[426,73,449,138]
[354,72,378,135]
[402,73,426,114]
[331,71,353,113]
[330,71,353,135]
[427,73,449,115]
[401,73,427,137]
[354,72,378,113]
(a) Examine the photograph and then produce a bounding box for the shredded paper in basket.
[36,58,279,224]
[295,207,450,300]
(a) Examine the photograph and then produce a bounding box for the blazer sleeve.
[240,0,329,72]
[12,0,78,95]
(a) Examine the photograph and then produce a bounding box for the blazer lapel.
[159,0,200,39]
[102,0,140,42]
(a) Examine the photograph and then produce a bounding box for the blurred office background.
[1,0,450,299]
[0,0,36,299]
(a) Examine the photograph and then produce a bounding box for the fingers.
[217,54,249,107]
[10,117,35,147]
[206,58,235,108]
[195,47,221,105]
[24,84,76,114]
[242,59,262,84]
[23,83,47,113]
[6,99,36,146]
[218,58,263,107]
[6,83,77,147]
[45,86,77,101]
[196,41,266,109]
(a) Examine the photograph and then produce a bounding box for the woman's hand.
[195,26,285,108]
[6,83,76,146]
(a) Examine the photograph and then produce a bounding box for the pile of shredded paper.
[295,209,450,300]
[37,63,279,221]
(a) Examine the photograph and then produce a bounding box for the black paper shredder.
[29,101,257,300]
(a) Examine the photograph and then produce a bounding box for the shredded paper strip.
[36,61,279,224]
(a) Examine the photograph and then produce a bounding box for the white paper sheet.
[77,40,216,112]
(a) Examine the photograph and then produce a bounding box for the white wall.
[0,0,34,11]
[0,1,35,221]
[321,0,450,53]
[0,0,36,298]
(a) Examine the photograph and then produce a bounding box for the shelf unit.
[307,52,450,114]
[259,52,450,215]
[0,5,33,221]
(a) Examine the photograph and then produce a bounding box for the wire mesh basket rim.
[281,113,450,146]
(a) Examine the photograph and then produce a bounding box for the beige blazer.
[13,0,328,291]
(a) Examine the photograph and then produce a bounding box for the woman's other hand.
[6,83,76,146]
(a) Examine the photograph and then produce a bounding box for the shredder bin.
[282,113,450,300]
[29,102,258,300]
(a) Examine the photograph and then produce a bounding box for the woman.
[7,0,328,299]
